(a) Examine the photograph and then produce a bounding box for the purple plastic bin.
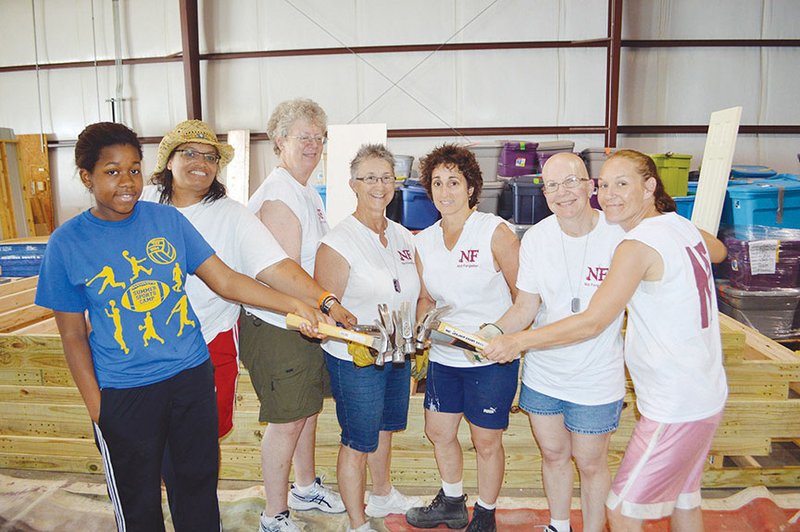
[498,162,536,178]
[498,142,538,170]
[723,237,800,290]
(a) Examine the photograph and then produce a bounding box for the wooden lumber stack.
[0,276,798,489]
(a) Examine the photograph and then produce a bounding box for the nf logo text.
[586,267,609,282]
[459,250,479,263]
[397,249,413,263]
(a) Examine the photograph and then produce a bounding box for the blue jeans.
[519,383,623,435]
[325,353,411,453]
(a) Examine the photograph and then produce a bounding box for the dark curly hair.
[606,149,676,214]
[75,122,142,172]
[418,144,483,209]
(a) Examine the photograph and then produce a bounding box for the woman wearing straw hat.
[142,120,355,526]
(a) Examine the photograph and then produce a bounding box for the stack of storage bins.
[717,225,800,339]
[510,175,552,226]
[537,140,575,170]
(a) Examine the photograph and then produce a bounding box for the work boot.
[405,488,468,529]
[466,503,496,532]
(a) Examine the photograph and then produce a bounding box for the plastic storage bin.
[537,140,575,170]
[719,226,800,290]
[497,141,538,177]
[394,155,414,180]
[402,183,440,230]
[511,176,552,225]
[581,147,618,179]
[717,280,800,339]
[0,242,47,277]
[477,181,506,215]
[673,196,695,221]
[650,153,691,197]
[730,165,776,180]
[314,184,326,207]
[467,142,503,182]
[720,175,800,229]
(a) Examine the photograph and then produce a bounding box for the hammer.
[414,305,452,350]
[285,314,391,361]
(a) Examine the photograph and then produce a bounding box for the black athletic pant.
[93,359,220,531]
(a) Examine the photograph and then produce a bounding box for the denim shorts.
[325,353,411,453]
[424,360,520,430]
[519,384,623,435]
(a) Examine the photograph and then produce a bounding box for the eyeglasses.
[174,149,221,164]
[354,174,395,185]
[287,135,327,145]
[542,175,591,194]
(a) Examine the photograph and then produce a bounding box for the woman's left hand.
[329,302,357,329]
[482,333,523,363]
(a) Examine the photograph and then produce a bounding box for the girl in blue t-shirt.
[35,122,324,532]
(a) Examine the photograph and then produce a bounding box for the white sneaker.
[259,511,300,532]
[288,476,346,513]
[365,486,423,518]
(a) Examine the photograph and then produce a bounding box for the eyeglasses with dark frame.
[542,175,592,194]
[174,149,221,164]
[353,174,395,185]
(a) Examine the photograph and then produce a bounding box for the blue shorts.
[325,353,411,453]
[518,384,623,435]
[424,360,520,430]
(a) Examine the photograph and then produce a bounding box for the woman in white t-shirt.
[314,144,422,532]
[405,144,520,532]
[485,149,728,532]
[144,119,354,530]
[488,152,625,532]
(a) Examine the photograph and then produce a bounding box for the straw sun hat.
[153,120,235,174]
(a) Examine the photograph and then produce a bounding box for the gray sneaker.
[405,488,468,529]
[259,510,300,532]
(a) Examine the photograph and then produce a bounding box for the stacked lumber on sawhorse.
[0,277,799,489]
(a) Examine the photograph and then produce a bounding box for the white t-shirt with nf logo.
[415,211,514,367]
[517,212,626,405]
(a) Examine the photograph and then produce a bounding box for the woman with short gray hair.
[315,144,422,532]
[241,98,353,532]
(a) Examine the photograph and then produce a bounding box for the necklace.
[559,228,590,313]
[363,219,402,293]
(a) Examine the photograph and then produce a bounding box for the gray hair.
[267,98,328,155]
[349,144,396,179]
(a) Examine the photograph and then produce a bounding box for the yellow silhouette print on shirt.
[104,300,129,354]
[122,250,153,283]
[86,266,126,295]
[172,262,184,292]
[138,311,165,346]
[166,295,195,337]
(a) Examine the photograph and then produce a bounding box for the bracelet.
[319,293,340,315]
[317,291,335,309]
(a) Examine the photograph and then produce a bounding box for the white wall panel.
[624,0,800,39]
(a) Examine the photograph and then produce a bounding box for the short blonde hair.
[349,144,395,179]
[267,98,328,155]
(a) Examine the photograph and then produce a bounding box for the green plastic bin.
[650,153,691,197]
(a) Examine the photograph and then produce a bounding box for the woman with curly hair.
[405,144,520,532]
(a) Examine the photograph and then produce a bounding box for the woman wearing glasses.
[314,144,422,532]
[142,120,354,528]
[406,144,520,532]
[483,152,626,532]
[243,98,349,532]
[485,150,727,531]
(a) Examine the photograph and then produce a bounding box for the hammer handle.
[285,313,377,348]
[436,321,489,350]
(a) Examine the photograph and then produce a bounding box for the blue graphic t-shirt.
[35,201,215,389]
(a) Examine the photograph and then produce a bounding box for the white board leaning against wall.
[325,124,388,228]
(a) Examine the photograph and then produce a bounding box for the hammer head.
[372,318,392,367]
[415,305,451,350]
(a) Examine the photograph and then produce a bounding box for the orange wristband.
[318,291,335,309]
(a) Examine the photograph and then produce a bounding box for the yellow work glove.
[348,342,377,367]
[411,348,429,380]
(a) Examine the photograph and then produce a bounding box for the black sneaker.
[405,488,468,529]
[466,503,496,532]
[542,526,573,532]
